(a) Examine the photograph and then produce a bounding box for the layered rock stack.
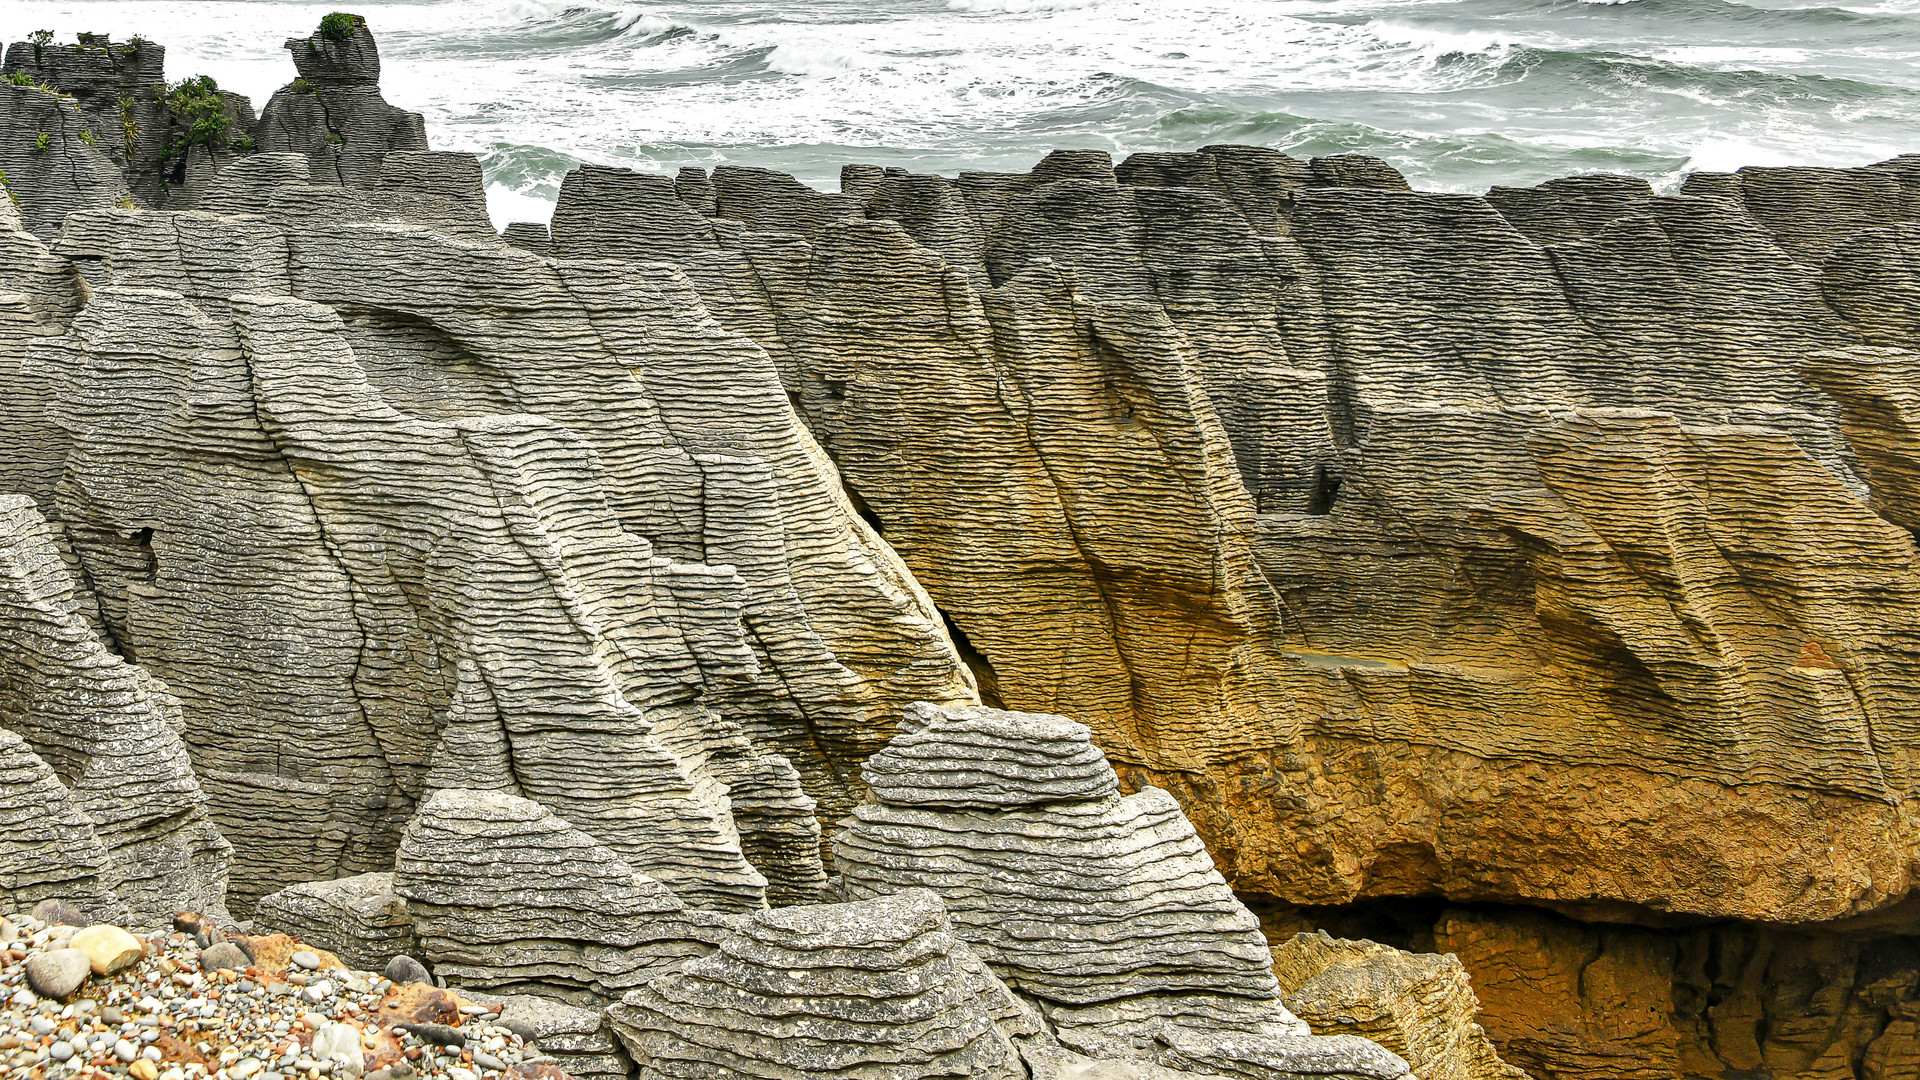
[392,789,744,1002]
[606,888,1032,1080]
[253,872,417,974]
[0,494,229,927]
[496,995,635,1080]
[1273,933,1528,1080]
[255,15,427,188]
[0,728,125,923]
[835,704,1408,1079]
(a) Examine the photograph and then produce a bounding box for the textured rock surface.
[0,78,130,239]
[551,145,1920,936]
[254,872,417,974]
[496,995,633,1080]
[0,494,229,927]
[3,35,257,211]
[393,789,745,1003]
[837,706,1408,1079]
[606,888,1031,1080]
[256,17,427,187]
[24,151,972,905]
[0,727,123,922]
[1272,932,1526,1080]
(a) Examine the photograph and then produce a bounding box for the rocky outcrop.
[3,34,256,210]
[26,167,975,905]
[253,871,416,973]
[606,888,1033,1080]
[0,194,80,508]
[0,493,229,926]
[392,788,745,1002]
[836,705,1408,1080]
[255,16,427,187]
[0,726,124,921]
[496,995,634,1080]
[551,144,1920,938]
[0,78,129,239]
[1272,932,1526,1080]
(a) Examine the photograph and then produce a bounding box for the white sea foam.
[2,0,1911,227]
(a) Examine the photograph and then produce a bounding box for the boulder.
[70,923,144,974]
[24,947,90,998]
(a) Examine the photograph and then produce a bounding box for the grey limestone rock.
[606,888,1029,1080]
[2,35,257,211]
[393,789,746,1002]
[0,79,130,240]
[256,17,427,188]
[862,703,1119,808]
[0,494,230,927]
[254,872,417,973]
[0,729,122,923]
[496,995,632,1080]
[837,705,1408,1080]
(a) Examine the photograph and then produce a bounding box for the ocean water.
[5,0,1919,226]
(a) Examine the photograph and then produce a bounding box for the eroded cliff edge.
[3,17,1920,1080]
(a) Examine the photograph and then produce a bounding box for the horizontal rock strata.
[837,705,1408,1079]
[1272,931,1527,1080]
[393,788,745,1003]
[0,493,228,927]
[606,888,1030,1080]
[253,872,417,974]
[549,143,1920,936]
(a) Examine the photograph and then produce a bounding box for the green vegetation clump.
[318,13,365,41]
[77,128,95,146]
[34,132,51,153]
[2,72,33,87]
[232,134,255,153]
[27,30,53,47]
[0,166,17,207]
[289,78,318,95]
[324,132,343,146]
[119,96,138,159]
[159,75,233,165]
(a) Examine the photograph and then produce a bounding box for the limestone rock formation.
[550,143,1920,941]
[24,170,976,905]
[1272,932,1527,1080]
[393,789,745,1002]
[0,493,230,926]
[606,888,1031,1080]
[0,77,130,239]
[0,193,81,508]
[254,872,416,973]
[255,15,427,187]
[836,705,1408,1079]
[3,34,257,211]
[496,995,634,1080]
[0,726,124,921]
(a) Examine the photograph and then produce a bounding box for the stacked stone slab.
[0,79,130,239]
[255,16,427,187]
[607,888,1030,1080]
[254,872,417,973]
[393,789,745,1003]
[0,493,230,927]
[496,995,633,1080]
[3,34,257,211]
[0,727,125,921]
[1273,933,1530,1080]
[835,704,1408,1079]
